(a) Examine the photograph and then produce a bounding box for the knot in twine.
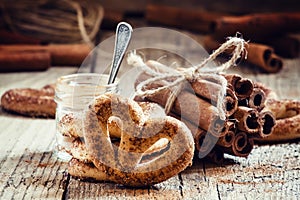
[127,37,246,120]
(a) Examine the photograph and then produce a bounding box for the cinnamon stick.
[0,50,50,72]
[254,82,278,100]
[204,36,283,73]
[217,120,237,138]
[0,44,92,66]
[169,112,205,140]
[160,89,225,136]
[261,36,300,58]
[146,4,222,33]
[238,98,249,107]
[195,132,218,157]
[246,43,283,73]
[232,132,248,152]
[170,112,214,156]
[248,88,266,110]
[216,122,235,148]
[233,106,260,134]
[254,86,300,143]
[170,112,235,161]
[258,110,276,138]
[211,12,300,41]
[224,88,239,117]
[189,78,223,103]
[233,133,254,157]
[224,131,254,157]
[189,79,238,117]
[257,115,300,142]
[223,74,254,100]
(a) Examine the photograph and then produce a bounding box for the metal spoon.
[107,22,133,84]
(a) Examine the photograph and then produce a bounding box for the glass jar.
[54,73,119,161]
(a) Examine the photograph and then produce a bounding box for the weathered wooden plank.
[66,171,183,199]
[0,67,75,199]
[180,159,220,200]
[0,114,68,199]
[204,142,300,199]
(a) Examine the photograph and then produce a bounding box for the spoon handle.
[108,22,133,84]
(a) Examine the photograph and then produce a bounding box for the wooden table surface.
[0,33,300,199]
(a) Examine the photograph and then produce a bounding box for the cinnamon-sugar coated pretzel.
[1,84,56,118]
[69,93,194,187]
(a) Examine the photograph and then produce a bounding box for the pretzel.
[1,84,56,118]
[69,93,194,186]
[59,102,171,164]
[254,82,300,142]
[265,99,300,119]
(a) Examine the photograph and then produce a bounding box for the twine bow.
[127,37,246,120]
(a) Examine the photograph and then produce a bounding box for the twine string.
[69,1,94,47]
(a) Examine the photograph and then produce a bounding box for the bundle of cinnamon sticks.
[134,60,277,163]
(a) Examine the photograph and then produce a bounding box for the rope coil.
[0,0,104,46]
